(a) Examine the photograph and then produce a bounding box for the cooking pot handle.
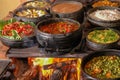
[45,14,52,18]
[52,13,60,18]
[55,14,60,18]
[117,40,120,46]
[39,40,48,48]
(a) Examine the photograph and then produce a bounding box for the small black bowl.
[0,19,37,48]
[13,7,51,24]
[81,49,120,80]
[86,27,120,50]
[87,6,120,27]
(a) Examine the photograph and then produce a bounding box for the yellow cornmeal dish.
[87,29,119,44]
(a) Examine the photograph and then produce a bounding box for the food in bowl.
[39,21,79,34]
[92,0,119,8]
[24,1,49,8]
[52,2,82,13]
[1,21,34,40]
[36,18,82,53]
[89,9,120,21]
[87,29,119,44]
[85,55,120,79]
[16,9,46,18]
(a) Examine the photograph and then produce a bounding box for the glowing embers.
[29,58,81,80]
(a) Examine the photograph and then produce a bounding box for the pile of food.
[85,55,120,79]
[87,29,119,44]
[39,22,79,34]
[1,22,34,40]
[89,9,120,21]
[16,9,46,18]
[92,0,119,8]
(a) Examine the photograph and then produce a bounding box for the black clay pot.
[13,7,51,24]
[0,35,37,48]
[86,27,120,50]
[36,18,82,54]
[87,6,120,27]
[0,19,37,48]
[50,1,84,23]
[81,49,120,80]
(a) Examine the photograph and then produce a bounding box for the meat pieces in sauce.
[39,22,79,34]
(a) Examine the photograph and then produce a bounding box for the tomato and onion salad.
[39,22,79,34]
[1,22,34,40]
[85,55,120,79]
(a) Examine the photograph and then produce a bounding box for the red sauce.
[39,22,79,34]
[52,3,82,13]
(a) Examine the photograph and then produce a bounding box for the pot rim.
[51,1,83,15]
[36,18,81,36]
[87,6,120,23]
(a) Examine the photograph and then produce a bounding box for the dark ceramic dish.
[0,19,37,48]
[0,35,36,48]
[86,27,120,50]
[87,6,120,27]
[50,1,84,23]
[36,18,82,54]
[13,7,51,24]
[81,49,120,80]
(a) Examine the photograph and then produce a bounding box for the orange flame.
[28,58,81,80]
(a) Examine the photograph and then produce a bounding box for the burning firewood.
[50,69,63,80]
[12,58,39,80]
[43,60,77,70]
[16,66,39,80]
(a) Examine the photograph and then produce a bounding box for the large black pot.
[36,18,82,54]
[13,7,51,24]
[81,49,120,80]
[50,1,84,23]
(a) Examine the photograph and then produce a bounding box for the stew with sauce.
[39,22,79,34]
